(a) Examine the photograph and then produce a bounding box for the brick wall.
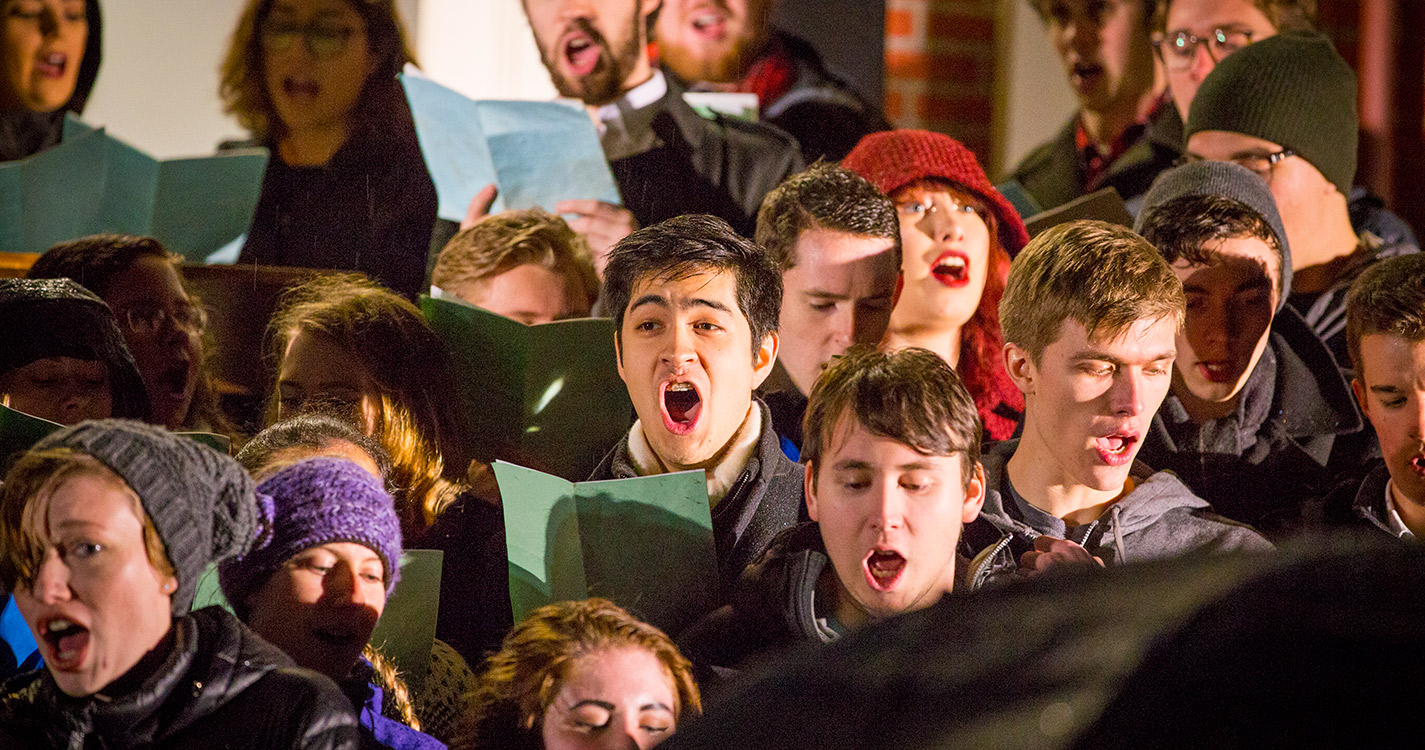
[883,0,998,162]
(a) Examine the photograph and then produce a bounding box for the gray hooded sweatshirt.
[975,440,1273,566]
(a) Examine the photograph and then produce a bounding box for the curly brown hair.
[219,0,417,142]
[466,598,701,750]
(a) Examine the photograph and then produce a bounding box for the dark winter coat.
[602,74,803,238]
[971,439,1272,570]
[236,111,437,300]
[0,0,102,162]
[588,399,805,593]
[417,490,513,668]
[1139,306,1374,538]
[1316,461,1415,541]
[0,606,358,749]
[1007,101,1183,216]
[736,30,888,163]
[1289,226,1419,368]
[678,521,1008,683]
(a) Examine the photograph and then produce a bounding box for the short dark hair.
[755,161,900,271]
[235,412,393,481]
[1032,0,1156,28]
[603,214,782,357]
[1138,193,1283,295]
[1345,254,1425,379]
[802,346,982,486]
[28,234,173,297]
[1153,0,1317,34]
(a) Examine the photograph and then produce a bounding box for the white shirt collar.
[1384,479,1416,540]
[596,70,667,124]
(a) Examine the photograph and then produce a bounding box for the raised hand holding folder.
[421,294,632,482]
[400,71,622,223]
[494,461,718,637]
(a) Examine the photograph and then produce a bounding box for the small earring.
[164,581,176,592]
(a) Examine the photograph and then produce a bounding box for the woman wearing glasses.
[0,0,100,162]
[28,234,236,438]
[220,0,436,300]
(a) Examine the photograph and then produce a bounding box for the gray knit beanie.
[34,419,272,616]
[1136,160,1292,311]
[1186,30,1357,197]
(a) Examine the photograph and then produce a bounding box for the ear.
[803,461,820,523]
[751,331,780,389]
[961,462,986,524]
[1003,341,1035,396]
[1352,377,1372,425]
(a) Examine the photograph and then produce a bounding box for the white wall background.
[995,0,1079,177]
[418,0,556,101]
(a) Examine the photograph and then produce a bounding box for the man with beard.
[1009,0,1178,215]
[654,0,887,162]
[522,0,803,242]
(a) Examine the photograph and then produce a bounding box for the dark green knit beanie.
[1186,30,1357,197]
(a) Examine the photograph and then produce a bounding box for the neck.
[584,58,656,123]
[823,566,871,632]
[1290,203,1362,293]
[884,323,962,368]
[1008,419,1132,525]
[1171,369,1240,422]
[278,122,350,167]
[1390,479,1425,538]
[1079,74,1165,151]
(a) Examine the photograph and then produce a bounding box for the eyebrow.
[629,294,733,315]
[571,700,617,711]
[1182,277,1272,294]
[1369,385,1404,394]
[831,459,938,472]
[53,519,104,532]
[1067,350,1176,365]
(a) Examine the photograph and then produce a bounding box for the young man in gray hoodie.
[968,220,1270,574]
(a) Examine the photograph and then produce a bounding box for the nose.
[39,6,59,37]
[1188,43,1216,83]
[322,563,375,608]
[58,385,96,423]
[829,305,855,347]
[1108,370,1147,417]
[919,205,964,246]
[559,0,595,21]
[31,550,72,605]
[661,324,697,370]
[868,479,906,533]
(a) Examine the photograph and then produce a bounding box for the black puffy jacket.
[0,606,358,749]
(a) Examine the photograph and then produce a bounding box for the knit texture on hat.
[34,419,268,616]
[1136,160,1293,311]
[1186,30,1357,197]
[0,278,150,421]
[219,457,403,611]
[842,129,1031,256]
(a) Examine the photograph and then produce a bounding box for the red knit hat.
[842,130,1031,256]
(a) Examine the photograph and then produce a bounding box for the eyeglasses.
[1153,28,1254,70]
[1178,148,1297,184]
[261,20,361,59]
[117,301,208,337]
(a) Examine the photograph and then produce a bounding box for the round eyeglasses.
[1153,28,1254,71]
[261,20,360,59]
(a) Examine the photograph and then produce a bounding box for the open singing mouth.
[661,380,703,435]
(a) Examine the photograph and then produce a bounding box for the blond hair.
[1000,220,1184,363]
[1,450,175,591]
[432,209,598,312]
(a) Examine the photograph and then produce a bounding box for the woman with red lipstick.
[220,0,437,300]
[0,0,100,162]
[0,420,358,749]
[843,129,1027,441]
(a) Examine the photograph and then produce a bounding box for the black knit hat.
[1186,30,1357,197]
[0,278,150,422]
[1136,161,1293,312]
[33,420,273,617]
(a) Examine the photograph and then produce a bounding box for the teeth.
[692,13,721,29]
[47,618,74,633]
[46,54,64,65]
[568,38,591,51]
[667,382,694,392]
